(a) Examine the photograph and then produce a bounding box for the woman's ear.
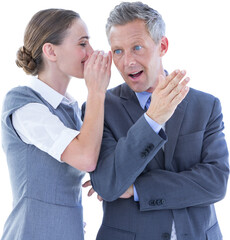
[42,43,57,62]
[160,36,168,57]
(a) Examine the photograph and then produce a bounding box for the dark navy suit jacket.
[86,83,229,240]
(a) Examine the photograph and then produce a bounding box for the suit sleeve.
[89,114,167,202]
[134,98,229,211]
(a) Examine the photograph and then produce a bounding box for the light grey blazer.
[1,87,85,240]
[88,83,229,240]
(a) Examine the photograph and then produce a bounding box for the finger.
[157,69,180,90]
[178,77,190,91]
[88,187,95,197]
[94,51,104,65]
[105,51,112,73]
[171,85,190,106]
[101,52,109,68]
[163,69,180,86]
[107,51,112,66]
[169,77,190,99]
[97,195,103,201]
[86,51,100,67]
[82,180,91,188]
[164,70,186,94]
[156,74,167,89]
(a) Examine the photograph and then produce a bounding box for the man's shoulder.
[106,83,127,96]
[185,88,222,116]
[106,82,135,100]
[186,87,217,103]
[103,83,136,115]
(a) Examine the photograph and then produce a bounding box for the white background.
[0,0,229,239]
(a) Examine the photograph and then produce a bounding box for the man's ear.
[160,36,168,57]
[42,43,57,62]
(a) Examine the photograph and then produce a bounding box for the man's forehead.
[108,20,152,47]
[109,19,150,44]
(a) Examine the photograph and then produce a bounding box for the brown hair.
[16,9,80,75]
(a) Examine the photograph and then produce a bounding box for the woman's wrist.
[87,90,106,101]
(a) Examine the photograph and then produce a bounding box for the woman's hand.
[84,51,112,94]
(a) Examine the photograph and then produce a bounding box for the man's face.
[109,19,167,93]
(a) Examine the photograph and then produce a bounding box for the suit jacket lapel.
[120,83,145,123]
[164,100,188,171]
[119,83,188,171]
[120,84,165,169]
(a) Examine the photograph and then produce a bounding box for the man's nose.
[124,52,136,67]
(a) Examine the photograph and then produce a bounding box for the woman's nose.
[87,44,94,55]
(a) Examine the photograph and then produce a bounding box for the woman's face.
[54,18,93,79]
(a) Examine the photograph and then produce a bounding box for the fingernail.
[181,70,186,75]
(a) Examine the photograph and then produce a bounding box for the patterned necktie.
[145,96,151,110]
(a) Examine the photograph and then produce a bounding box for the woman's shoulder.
[2,86,44,114]
[6,85,44,101]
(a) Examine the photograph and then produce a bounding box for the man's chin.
[126,82,152,93]
[128,85,145,93]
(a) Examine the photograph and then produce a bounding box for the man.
[84,2,229,239]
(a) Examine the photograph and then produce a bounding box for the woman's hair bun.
[16,46,38,75]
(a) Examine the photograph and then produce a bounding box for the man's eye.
[134,45,142,51]
[114,49,122,55]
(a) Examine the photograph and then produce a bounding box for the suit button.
[141,144,155,158]
[141,151,148,158]
[161,233,170,240]
[149,200,156,206]
[147,143,154,150]
[156,199,165,205]
[156,199,162,205]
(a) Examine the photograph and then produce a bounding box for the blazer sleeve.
[134,97,229,211]
[89,115,167,202]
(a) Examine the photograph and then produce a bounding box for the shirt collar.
[28,76,76,109]
[134,70,169,110]
[135,91,152,110]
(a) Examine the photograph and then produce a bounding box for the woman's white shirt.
[12,77,80,162]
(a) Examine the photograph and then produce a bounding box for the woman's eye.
[134,45,142,51]
[80,42,87,47]
[114,49,122,55]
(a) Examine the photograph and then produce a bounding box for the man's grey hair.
[106,1,165,44]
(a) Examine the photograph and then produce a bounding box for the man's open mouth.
[129,71,143,79]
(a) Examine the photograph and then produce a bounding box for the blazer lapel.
[164,100,188,171]
[120,84,145,123]
[119,83,188,171]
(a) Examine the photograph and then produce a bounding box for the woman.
[1,8,111,240]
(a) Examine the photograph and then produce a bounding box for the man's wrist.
[144,113,162,134]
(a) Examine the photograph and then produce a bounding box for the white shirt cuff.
[49,128,79,162]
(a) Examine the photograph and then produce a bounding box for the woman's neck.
[38,70,70,96]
